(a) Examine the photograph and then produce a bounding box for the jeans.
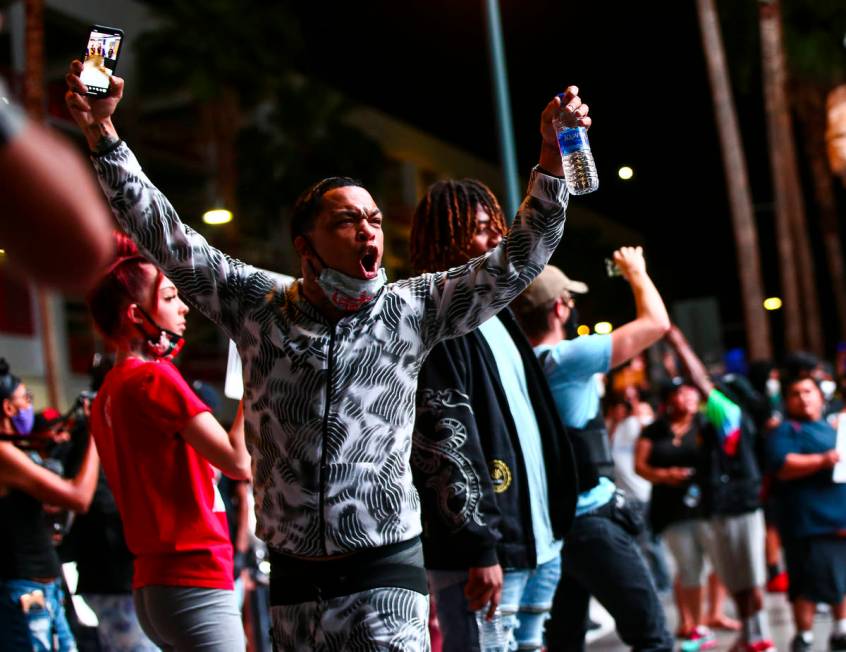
[500,555,562,651]
[545,514,673,652]
[435,556,562,652]
[0,577,77,652]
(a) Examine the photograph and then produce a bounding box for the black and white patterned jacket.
[93,142,569,558]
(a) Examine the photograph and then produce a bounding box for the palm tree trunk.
[24,0,63,408]
[201,87,241,248]
[22,0,43,120]
[695,0,772,359]
[796,83,846,344]
[758,0,824,355]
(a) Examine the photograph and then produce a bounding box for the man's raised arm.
[416,87,591,348]
[64,60,270,339]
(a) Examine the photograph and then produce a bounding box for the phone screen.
[81,28,123,95]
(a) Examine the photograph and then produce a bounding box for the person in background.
[514,247,673,652]
[0,359,99,651]
[639,325,773,652]
[607,395,671,594]
[57,356,158,652]
[766,375,846,652]
[86,235,250,650]
[410,178,579,652]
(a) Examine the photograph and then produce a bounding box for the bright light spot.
[763,297,782,311]
[594,321,613,334]
[618,166,634,180]
[0,249,5,255]
[577,324,590,337]
[202,209,233,225]
[259,560,271,575]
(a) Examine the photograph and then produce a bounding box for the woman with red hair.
[87,235,251,651]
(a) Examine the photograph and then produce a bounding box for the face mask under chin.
[134,306,185,359]
[316,267,387,312]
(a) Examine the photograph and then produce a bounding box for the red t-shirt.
[90,358,233,590]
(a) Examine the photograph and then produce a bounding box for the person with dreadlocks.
[409,179,579,652]
[86,234,251,651]
[0,359,99,651]
[66,55,588,649]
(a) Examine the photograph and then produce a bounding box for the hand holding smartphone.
[80,25,124,97]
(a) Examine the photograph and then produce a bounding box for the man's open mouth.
[359,247,379,278]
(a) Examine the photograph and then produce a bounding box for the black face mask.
[134,306,185,359]
[564,306,580,340]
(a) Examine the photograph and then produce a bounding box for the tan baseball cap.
[518,265,589,308]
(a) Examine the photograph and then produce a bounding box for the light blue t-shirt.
[534,334,616,513]
[533,334,612,429]
[479,316,563,565]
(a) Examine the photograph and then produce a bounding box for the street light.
[577,324,590,337]
[763,297,782,311]
[203,209,233,225]
[594,322,613,334]
[618,166,634,180]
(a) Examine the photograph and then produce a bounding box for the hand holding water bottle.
[540,86,598,195]
[539,86,591,181]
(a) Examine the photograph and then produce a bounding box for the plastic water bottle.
[475,607,507,652]
[555,118,599,196]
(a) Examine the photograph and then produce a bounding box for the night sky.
[290,1,817,352]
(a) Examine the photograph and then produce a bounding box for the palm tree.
[696,0,772,359]
[796,85,846,345]
[780,0,846,345]
[134,1,303,244]
[22,0,63,407]
[758,0,823,355]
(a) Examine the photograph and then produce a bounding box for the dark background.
[289,0,845,356]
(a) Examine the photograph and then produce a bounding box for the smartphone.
[604,257,622,278]
[81,25,124,97]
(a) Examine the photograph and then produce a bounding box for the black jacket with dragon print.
[412,309,578,571]
[93,142,570,558]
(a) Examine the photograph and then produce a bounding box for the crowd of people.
[0,54,844,652]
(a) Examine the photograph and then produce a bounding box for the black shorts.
[783,535,846,604]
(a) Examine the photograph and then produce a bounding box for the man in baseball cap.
[513,247,674,651]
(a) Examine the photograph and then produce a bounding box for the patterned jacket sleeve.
[92,142,275,340]
[412,338,502,568]
[413,168,568,349]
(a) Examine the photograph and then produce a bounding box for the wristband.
[91,137,123,158]
[536,164,564,180]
